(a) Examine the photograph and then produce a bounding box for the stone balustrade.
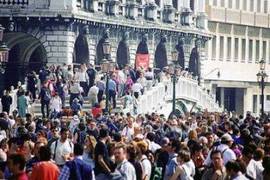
[123,77,222,116]
[0,0,207,30]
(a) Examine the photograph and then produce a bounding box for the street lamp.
[169,50,179,115]
[101,38,114,113]
[257,59,268,118]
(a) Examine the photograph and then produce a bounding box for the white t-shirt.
[149,141,161,153]
[204,144,236,166]
[141,155,152,180]
[121,126,134,142]
[74,71,88,82]
[50,97,62,112]
[88,86,99,95]
[246,159,264,180]
[132,83,143,93]
[50,139,73,165]
[180,160,196,180]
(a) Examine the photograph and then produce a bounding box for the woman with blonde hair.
[83,135,97,168]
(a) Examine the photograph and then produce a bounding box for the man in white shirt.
[132,82,143,99]
[146,132,161,153]
[121,117,134,142]
[74,67,89,96]
[88,83,99,107]
[112,143,136,180]
[50,127,73,167]
[50,93,62,115]
[204,133,236,166]
[242,146,264,180]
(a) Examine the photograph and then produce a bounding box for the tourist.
[59,143,95,180]
[17,91,27,118]
[31,146,60,180]
[7,154,28,180]
[39,81,51,118]
[50,127,73,167]
[202,150,226,180]
[111,143,136,180]
[1,90,12,115]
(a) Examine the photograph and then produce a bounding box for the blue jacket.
[66,157,93,180]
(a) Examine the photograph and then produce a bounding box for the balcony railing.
[0,0,28,6]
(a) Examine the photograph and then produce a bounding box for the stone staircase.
[31,95,124,117]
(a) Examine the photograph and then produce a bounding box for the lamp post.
[101,37,114,113]
[169,50,179,115]
[257,59,268,118]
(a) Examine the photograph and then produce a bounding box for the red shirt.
[10,172,28,180]
[30,161,60,180]
[92,107,102,118]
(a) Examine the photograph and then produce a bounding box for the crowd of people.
[0,63,269,180]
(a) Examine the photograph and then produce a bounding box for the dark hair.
[225,160,241,173]
[74,143,84,156]
[8,154,26,171]
[178,149,191,162]
[39,146,51,161]
[263,156,270,172]
[210,150,222,159]
[99,128,109,139]
[146,132,155,142]
[60,127,69,134]
[171,140,181,153]
[242,146,254,158]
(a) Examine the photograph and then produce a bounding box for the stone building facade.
[203,0,270,115]
[0,0,210,88]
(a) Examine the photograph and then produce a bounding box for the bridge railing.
[123,76,222,116]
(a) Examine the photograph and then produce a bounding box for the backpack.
[150,164,163,180]
[43,89,51,102]
[77,130,87,144]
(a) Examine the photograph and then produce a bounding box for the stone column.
[44,30,76,65]
[252,39,256,63]
[220,87,225,110]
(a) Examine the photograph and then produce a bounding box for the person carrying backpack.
[50,127,73,167]
[73,122,88,144]
[39,81,51,118]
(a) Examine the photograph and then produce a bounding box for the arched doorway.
[73,35,89,64]
[3,32,47,88]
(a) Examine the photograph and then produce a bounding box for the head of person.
[114,143,127,164]
[60,127,69,141]
[225,160,242,177]
[7,154,26,174]
[85,135,97,151]
[33,141,45,158]
[74,143,84,156]
[241,146,254,164]
[39,146,51,161]
[210,150,223,169]
[99,128,109,140]
[221,133,234,147]
[170,139,181,153]
[126,144,139,161]
[177,148,191,164]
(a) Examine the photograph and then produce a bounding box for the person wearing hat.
[204,133,236,166]
[71,98,82,116]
